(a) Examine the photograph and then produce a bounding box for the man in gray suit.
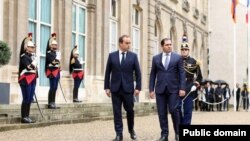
[149,38,186,141]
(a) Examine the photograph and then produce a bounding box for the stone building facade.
[0,0,208,104]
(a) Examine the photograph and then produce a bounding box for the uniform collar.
[183,55,190,60]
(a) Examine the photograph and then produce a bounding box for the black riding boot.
[73,87,82,103]
[27,103,35,123]
[21,103,30,123]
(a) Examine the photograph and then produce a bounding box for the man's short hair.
[119,35,130,43]
[160,38,171,46]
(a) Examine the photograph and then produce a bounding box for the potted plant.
[0,41,11,67]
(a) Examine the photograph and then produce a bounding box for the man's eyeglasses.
[181,49,189,51]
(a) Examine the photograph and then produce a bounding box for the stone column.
[0,0,3,40]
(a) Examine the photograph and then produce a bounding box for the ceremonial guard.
[69,45,83,103]
[18,34,38,123]
[45,33,61,109]
[180,35,203,125]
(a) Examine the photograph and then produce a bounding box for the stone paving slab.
[0,111,250,141]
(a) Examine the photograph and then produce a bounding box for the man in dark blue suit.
[149,38,186,141]
[104,35,141,141]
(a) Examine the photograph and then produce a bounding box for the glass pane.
[72,33,76,48]
[78,35,85,61]
[41,0,51,24]
[154,23,158,37]
[112,44,116,52]
[39,57,49,86]
[79,7,86,34]
[111,0,116,17]
[111,22,117,43]
[29,0,36,19]
[72,5,76,31]
[132,28,140,54]
[28,22,36,42]
[40,25,51,55]
[40,25,50,86]
[135,9,139,25]
[110,21,117,52]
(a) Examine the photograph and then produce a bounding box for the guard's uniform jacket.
[71,58,84,80]
[18,53,37,85]
[45,50,60,78]
[183,56,203,85]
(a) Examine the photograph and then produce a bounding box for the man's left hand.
[179,90,185,97]
[134,89,140,96]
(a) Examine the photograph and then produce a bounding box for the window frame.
[28,0,53,87]
[131,7,141,62]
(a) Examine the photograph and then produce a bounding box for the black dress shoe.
[48,104,60,109]
[27,117,36,123]
[158,136,168,141]
[175,134,179,141]
[21,117,31,123]
[73,99,82,103]
[113,135,123,141]
[129,130,137,140]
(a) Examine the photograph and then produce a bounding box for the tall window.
[153,23,159,55]
[132,8,141,61]
[109,0,118,52]
[29,0,51,86]
[72,2,86,64]
[72,1,87,88]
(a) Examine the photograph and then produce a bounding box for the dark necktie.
[121,52,125,65]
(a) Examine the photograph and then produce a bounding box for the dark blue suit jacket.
[149,52,186,94]
[104,51,141,93]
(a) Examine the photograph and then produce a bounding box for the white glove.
[31,53,37,61]
[31,60,38,67]
[56,51,61,60]
[80,57,84,64]
[190,85,197,92]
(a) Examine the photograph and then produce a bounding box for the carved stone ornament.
[170,11,176,27]
[136,0,141,6]
[182,0,190,12]
[170,0,179,4]
[183,21,187,35]
[201,13,207,25]
[193,27,197,42]
[193,8,199,19]
[155,0,161,20]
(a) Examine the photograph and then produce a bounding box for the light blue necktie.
[164,53,170,70]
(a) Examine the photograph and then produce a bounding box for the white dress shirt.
[162,52,171,67]
[119,50,127,64]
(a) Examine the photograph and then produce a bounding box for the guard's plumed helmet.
[27,41,35,48]
[181,34,189,50]
[51,40,58,45]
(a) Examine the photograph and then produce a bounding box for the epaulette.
[20,53,25,58]
[47,50,51,53]
[71,58,75,64]
[193,57,201,66]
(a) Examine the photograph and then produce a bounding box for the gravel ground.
[1,111,250,141]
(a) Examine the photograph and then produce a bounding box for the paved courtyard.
[1,111,250,141]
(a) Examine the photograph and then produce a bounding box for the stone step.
[0,102,157,131]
